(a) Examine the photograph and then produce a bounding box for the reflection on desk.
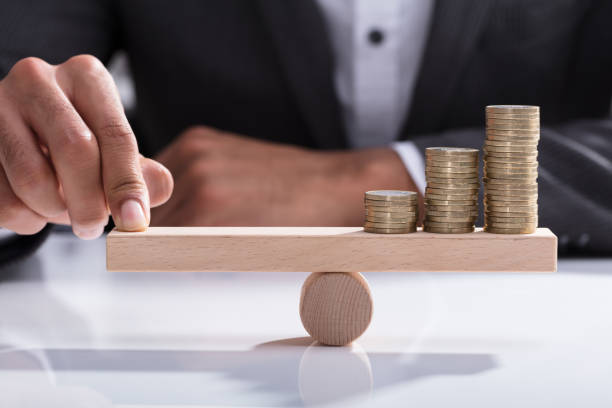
[0,233,611,407]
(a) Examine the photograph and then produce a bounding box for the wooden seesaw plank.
[106,227,557,273]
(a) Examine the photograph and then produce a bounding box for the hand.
[0,55,173,238]
[152,126,419,226]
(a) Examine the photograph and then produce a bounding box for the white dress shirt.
[315,0,433,193]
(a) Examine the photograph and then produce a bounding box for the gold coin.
[487,128,540,136]
[426,187,479,195]
[486,105,539,114]
[484,173,538,181]
[487,125,539,132]
[485,195,537,203]
[485,161,538,169]
[484,186,536,193]
[425,215,477,223]
[484,156,539,165]
[425,147,479,156]
[426,159,478,167]
[424,220,474,228]
[484,172,538,180]
[486,211,537,218]
[487,216,538,223]
[364,226,416,234]
[486,112,539,120]
[485,204,537,212]
[484,146,538,154]
[427,181,480,189]
[365,190,418,201]
[364,221,417,228]
[365,213,418,222]
[485,199,538,207]
[365,210,417,217]
[426,171,479,180]
[482,148,538,155]
[365,214,417,222]
[484,225,537,234]
[426,202,477,209]
[425,165,477,174]
[483,177,538,186]
[365,205,418,212]
[487,120,539,129]
[485,191,538,199]
[426,209,478,217]
[423,226,475,234]
[364,219,416,228]
[426,193,478,201]
[426,199,477,206]
[485,186,537,193]
[484,141,538,150]
[484,139,539,148]
[485,167,539,175]
[486,134,540,143]
[486,125,539,132]
[365,198,417,206]
[425,204,478,213]
[484,154,538,162]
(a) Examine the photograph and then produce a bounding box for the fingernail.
[119,199,147,231]
[74,224,104,240]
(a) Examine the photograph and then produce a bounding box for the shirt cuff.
[391,141,426,194]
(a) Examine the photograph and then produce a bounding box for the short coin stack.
[363,190,418,234]
[423,147,479,234]
[484,105,539,234]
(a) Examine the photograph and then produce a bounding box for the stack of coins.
[423,147,479,234]
[363,190,418,234]
[484,105,539,234]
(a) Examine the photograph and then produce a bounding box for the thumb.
[140,155,174,208]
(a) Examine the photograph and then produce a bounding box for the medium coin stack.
[423,147,479,234]
[484,105,539,234]
[363,190,418,234]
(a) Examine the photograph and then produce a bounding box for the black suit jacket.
[1,0,611,254]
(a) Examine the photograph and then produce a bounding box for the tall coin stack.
[483,105,539,234]
[424,147,479,234]
[363,190,418,234]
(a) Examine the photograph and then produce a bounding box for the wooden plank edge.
[107,227,557,273]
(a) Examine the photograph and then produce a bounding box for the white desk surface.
[0,232,610,407]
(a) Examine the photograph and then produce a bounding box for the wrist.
[317,148,421,226]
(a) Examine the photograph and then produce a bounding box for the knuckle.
[9,57,50,82]
[188,158,212,180]
[108,175,147,201]
[64,54,107,78]
[194,180,223,204]
[181,126,215,146]
[54,124,94,157]
[97,121,135,144]
[195,185,213,203]
[8,157,48,191]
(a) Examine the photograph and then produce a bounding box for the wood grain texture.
[299,272,373,346]
[106,227,557,272]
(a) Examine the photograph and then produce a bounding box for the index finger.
[57,55,149,231]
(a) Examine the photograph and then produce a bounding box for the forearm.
[320,147,422,226]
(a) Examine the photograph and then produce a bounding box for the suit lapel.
[402,0,495,137]
[255,0,347,149]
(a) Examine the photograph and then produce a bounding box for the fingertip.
[73,224,104,240]
[115,199,148,232]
